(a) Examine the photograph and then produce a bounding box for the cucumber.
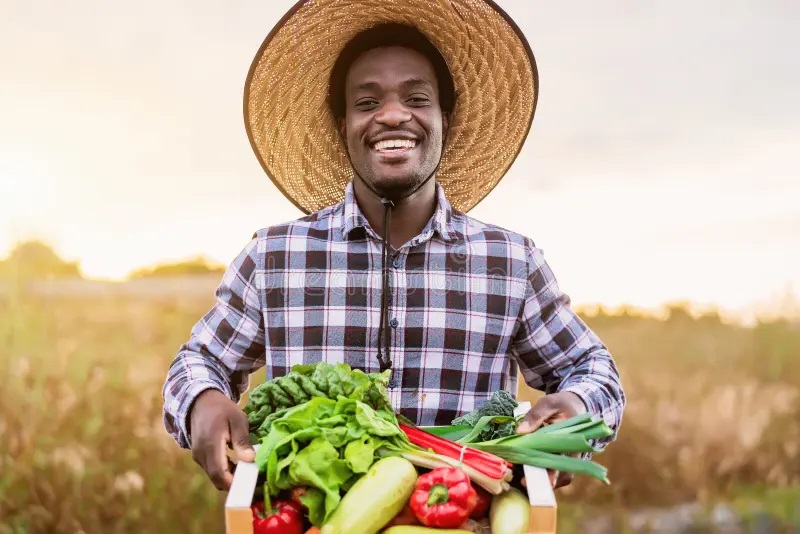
[489,487,531,534]
[320,456,418,534]
[382,527,473,534]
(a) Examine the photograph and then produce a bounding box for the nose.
[374,98,412,127]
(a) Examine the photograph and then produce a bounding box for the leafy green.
[254,393,408,525]
[344,435,376,473]
[421,424,473,441]
[244,362,393,441]
[450,390,519,441]
[298,488,326,526]
[455,415,519,444]
[465,413,616,484]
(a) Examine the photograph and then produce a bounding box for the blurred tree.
[128,256,225,279]
[0,240,82,280]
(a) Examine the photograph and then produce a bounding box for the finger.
[195,441,229,491]
[517,402,559,433]
[216,434,235,490]
[547,469,559,487]
[229,410,256,463]
[554,472,573,489]
[204,433,234,491]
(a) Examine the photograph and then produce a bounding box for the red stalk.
[400,423,511,480]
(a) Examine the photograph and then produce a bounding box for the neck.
[352,177,438,249]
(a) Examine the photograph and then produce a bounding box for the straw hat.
[244,0,538,215]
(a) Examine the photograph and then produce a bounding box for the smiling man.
[162,2,625,493]
[337,43,450,209]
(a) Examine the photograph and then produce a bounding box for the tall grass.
[0,289,226,533]
[586,307,800,506]
[1,285,798,532]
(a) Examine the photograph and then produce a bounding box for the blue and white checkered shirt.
[162,181,625,451]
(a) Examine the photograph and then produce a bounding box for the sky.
[1,0,799,320]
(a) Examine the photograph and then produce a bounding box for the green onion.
[474,445,610,484]
[535,413,593,433]
[422,411,616,484]
[464,413,615,484]
[478,431,599,453]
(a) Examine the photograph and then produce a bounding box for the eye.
[407,95,431,106]
[355,98,379,110]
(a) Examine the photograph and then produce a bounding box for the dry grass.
[526,307,800,512]
[1,284,799,533]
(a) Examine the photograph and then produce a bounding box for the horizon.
[2,1,799,320]
[3,237,798,328]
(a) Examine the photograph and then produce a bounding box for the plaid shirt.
[162,181,625,452]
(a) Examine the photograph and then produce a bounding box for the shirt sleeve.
[509,239,626,453]
[161,236,266,449]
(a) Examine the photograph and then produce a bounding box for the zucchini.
[382,527,473,534]
[489,487,530,534]
[320,456,418,534]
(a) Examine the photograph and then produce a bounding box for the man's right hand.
[188,389,256,491]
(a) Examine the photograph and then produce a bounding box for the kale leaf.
[451,390,519,442]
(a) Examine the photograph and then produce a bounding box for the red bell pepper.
[289,486,308,509]
[470,485,492,519]
[251,500,304,534]
[409,467,478,528]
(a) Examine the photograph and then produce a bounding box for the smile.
[370,139,418,152]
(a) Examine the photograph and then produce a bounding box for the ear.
[338,117,347,142]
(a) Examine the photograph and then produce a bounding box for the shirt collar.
[339,180,461,243]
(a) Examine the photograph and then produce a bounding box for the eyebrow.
[355,78,435,91]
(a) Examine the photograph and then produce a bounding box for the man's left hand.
[517,391,587,489]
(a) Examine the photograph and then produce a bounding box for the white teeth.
[373,139,417,151]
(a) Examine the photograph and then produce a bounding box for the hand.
[517,391,587,489]
[188,388,256,490]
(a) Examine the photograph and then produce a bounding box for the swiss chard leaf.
[343,435,377,473]
[255,390,406,526]
[299,487,326,526]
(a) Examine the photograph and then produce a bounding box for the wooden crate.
[225,401,557,533]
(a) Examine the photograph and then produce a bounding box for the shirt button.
[390,318,399,328]
[393,257,401,269]
[388,378,399,388]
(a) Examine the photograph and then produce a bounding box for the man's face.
[340,46,449,199]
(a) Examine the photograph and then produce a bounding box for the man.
[162,1,625,493]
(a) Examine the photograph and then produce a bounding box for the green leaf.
[578,422,614,441]
[321,426,350,448]
[455,416,518,444]
[475,432,598,453]
[354,402,401,437]
[344,435,376,474]
[280,376,310,405]
[345,419,367,440]
[288,437,353,523]
[478,445,609,484]
[534,413,593,434]
[421,425,473,441]
[275,397,336,432]
[299,487,327,526]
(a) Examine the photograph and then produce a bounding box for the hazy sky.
[1,0,798,318]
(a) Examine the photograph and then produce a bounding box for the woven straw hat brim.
[244,0,538,215]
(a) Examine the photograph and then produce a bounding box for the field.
[1,278,799,533]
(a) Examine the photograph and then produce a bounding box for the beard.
[351,140,443,201]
